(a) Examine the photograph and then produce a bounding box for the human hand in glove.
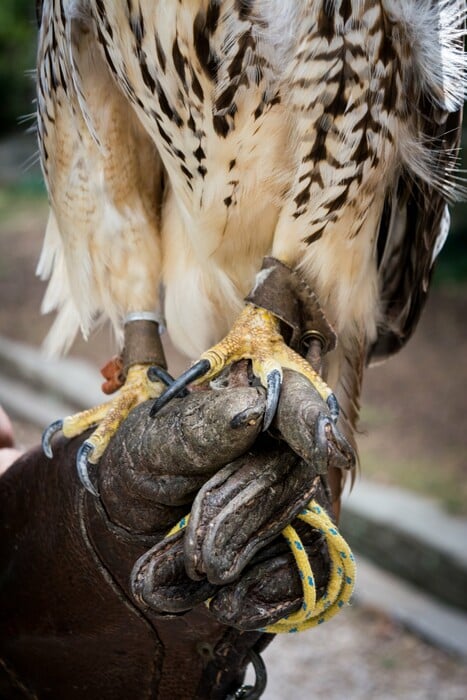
[0,369,354,700]
[100,368,355,629]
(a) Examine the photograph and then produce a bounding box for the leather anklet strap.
[122,319,167,376]
[246,257,337,354]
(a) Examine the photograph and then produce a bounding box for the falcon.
[37,1,465,496]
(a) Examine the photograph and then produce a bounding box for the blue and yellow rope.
[261,502,356,633]
[166,500,356,634]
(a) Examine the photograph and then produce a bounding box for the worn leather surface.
[184,448,322,584]
[274,371,355,474]
[0,443,163,699]
[122,319,167,375]
[99,386,266,534]
[208,516,330,629]
[0,374,353,699]
[246,257,337,353]
[0,386,274,699]
[133,479,331,630]
[0,438,268,700]
[245,257,302,344]
[121,374,352,628]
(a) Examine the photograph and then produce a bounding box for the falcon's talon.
[150,359,211,417]
[263,369,282,432]
[76,440,99,497]
[147,365,189,398]
[43,363,164,490]
[152,305,338,429]
[327,394,340,423]
[42,419,64,459]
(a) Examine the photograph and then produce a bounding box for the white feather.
[37,0,465,365]
[431,205,451,265]
[383,0,466,111]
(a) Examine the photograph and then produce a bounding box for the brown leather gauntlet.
[0,394,270,700]
[0,376,353,699]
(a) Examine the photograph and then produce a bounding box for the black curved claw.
[146,366,188,397]
[327,393,340,423]
[42,419,64,459]
[262,369,282,432]
[149,359,211,418]
[231,649,267,700]
[76,441,100,497]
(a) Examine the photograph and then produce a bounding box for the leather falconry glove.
[0,371,354,700]
[130,370,354,631]
[0,384,266,700]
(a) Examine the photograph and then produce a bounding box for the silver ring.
[124,311,161,325]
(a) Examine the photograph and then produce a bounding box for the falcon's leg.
[37,9,167,494]
[44,365,160,496]
[43,318,168,495]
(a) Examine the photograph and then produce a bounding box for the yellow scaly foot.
[42,363,165,495]
[151,304,338,429]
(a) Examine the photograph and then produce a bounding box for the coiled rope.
[167,499,356,634]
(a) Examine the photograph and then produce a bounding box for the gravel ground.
[263,607,467,699]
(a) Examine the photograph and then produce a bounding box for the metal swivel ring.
[228,649,267,700]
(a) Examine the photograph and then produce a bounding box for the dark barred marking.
[156,83,183,127]
[155,35,166,73]
[172,37,187,90]
[129,5,145,46]
[193,11,219,81]
[304,230,324,245]
[190,68,204,102]
[140,55,156,92]
[206,1,221,34]
[194,146,206,162]
[213,114,230,138]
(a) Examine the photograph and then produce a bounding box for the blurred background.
[0,3,466,698]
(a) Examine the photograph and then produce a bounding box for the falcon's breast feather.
[35,0,465,461]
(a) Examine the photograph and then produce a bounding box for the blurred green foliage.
[0,0,37,134]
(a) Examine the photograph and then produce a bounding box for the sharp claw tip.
[149,399,162,418]
[149,358,212,417]
[262,413,274,433]
[263,369,282,432]
[327,393,340,423]
[42,419,64,459]
[76,441,99,497]
[43,443,53,460]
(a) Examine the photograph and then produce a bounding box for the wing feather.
[371,0,465,362]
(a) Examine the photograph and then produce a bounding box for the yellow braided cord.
[166,513,190,537]
[165,499,355,634]
[262,501,356,634]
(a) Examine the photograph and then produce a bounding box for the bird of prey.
[37,1,465,497]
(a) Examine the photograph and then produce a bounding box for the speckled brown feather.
[35,1,465,490]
